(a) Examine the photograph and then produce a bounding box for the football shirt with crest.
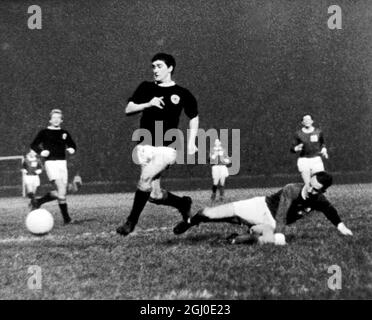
[291,128,325,158]
[30,128,76,160]
[129,81,198,146]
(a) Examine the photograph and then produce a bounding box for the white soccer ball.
[26,209,54,235]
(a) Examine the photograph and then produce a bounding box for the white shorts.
[212,165,229,180]
[232,196,276,229]
[134,145,177,192]
[297,156,324,173]
[134,145,177,167]
[44,160,68,184]
[23,175,40,190]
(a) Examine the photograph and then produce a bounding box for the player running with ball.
[30,109,77,224]
[173,171,353,245]
[116,53,199,236]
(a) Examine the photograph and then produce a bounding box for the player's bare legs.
[173,203,242,234]
[117,147,192,236]
[300,169,311,191]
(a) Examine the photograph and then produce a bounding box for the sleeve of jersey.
[315,196,341,226]
[30,131,44,154]
[319,131,326,148]
[275,185,296,233]
[290,132,300,153]
[183,90,199,119]
[65,131,77,151]
[128,81,149,104]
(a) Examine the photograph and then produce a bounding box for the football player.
[291,114,328,190]
[173,171,353,245]
[22,150,43,204]
[116,53,199,236]
[210,138,230,201]
[30,109,77,224]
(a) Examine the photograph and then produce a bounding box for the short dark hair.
[50,109,63,119]
[151,53,176,73]
[313,171,333,190]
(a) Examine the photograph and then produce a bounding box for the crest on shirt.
[62,133,67,140]
[310,134,318,142]
[171,94,180,105]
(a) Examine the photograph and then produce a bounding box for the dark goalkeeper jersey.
[265,183,342,232]
[30,128,76,161]
[128,81,198,146]
[291,128,325,158]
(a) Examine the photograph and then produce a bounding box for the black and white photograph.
[0,0,371,307]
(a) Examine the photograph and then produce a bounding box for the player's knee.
[138,180,152,192]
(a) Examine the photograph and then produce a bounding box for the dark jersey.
[265,183,341,232]
[30,128,76,160]
[129,81,198,146]
[22,157,42,175]
[291,128,325,158]
[209,148,230,166]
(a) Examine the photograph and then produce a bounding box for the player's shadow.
[68,218,98,225]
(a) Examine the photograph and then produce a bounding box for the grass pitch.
[0,184,371,299]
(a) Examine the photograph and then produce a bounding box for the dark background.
[0,0,371,189]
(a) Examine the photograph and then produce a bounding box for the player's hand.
[321,147,329,159]
[294,143,303,152]
[337,223,353,236]
[187,142,198,155]
[274,233,286,246]
[66,148,75,155]
[35,169,42,175]
[149,96,164,109]
[21,169,27,174]
[40,150,50,157]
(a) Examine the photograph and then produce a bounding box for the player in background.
[173,171,353,245]
[210,138,230,201]
[291,114,328,190]
[22,151,43,205]
[116,53,199,236]
[30,109,76,224]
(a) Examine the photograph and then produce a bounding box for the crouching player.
[173,171,353,245]
[210,138,230,201]
[30,109,77,224]
[22,151,43,204]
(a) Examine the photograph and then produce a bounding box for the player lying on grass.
[173,171,353,245]
[29,109,77,224]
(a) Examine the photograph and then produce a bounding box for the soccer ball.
[26,209,54,235]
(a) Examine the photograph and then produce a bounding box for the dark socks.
[38,192,56,206]
[58,203,71,223]
[150,191,185,210]
[127,189,151,225]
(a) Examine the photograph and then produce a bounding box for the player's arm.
[319,131,328,159]
[274,185,296,234]
[187,116,199,155]
[290,133,303,153]
[21,159,28,174]
[30,131,44,155]
[125,98,164,114]
[65,132,77,155]
[314,196,352,236]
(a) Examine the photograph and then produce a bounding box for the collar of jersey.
[47,126,62,130]
[155,81,176,87]
[301,127,315,134]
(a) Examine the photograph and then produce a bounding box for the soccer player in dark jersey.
[30,109,77,224]
[291,114,329,190]
[116,53,199,236]
[210,139,230,201]
[173,171,353,245]
[22,151,43,203]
